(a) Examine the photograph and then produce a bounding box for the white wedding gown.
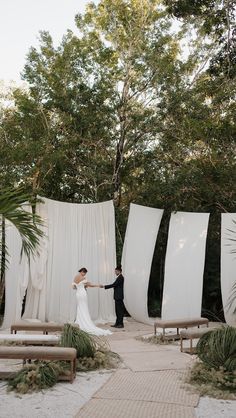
[74,279,112,336]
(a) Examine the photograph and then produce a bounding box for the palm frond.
[196,326,236,372]
[0,187,43,259]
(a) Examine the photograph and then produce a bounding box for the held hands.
[99,284,104,288]
[72,283,76,289]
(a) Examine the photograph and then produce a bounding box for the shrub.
[196,326,236,372]
[186,362,236,399]
[60,323,97,358]
[7,361,64,394]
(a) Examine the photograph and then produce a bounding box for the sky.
[0,0,92,85]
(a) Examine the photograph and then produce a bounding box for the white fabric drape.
[122,203,163,324]
[1,206,31,329]
[22,200,49,321]
[221,214,236,326]
[23,197,116,324]
[161,211,209,320]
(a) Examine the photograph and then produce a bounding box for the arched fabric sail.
[221,214,236,326]
[122,203,163,324]
[161,211,209,320]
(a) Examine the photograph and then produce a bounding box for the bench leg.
[70,359,76,383]
[190,338,193,354]
[154,324,157,336]
[180,336,183,352]
[162,328,165,340]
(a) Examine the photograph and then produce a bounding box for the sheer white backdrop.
[2,198,116,328]
[122,203,163,324]
[23,197,116,324]
[161,211,209,320]
[221,214,236,326]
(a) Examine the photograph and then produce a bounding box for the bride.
[73,267,112,336]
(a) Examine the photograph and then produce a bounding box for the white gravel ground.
[195,397,236,418]
[0,370,113,418]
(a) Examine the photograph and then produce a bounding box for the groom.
[101,265,124,328]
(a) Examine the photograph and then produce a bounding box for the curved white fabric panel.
[2,206,31,329]
[221,214,236,326]
[24,197,116,324]
[122,203,163,324]
[161,211,209,320]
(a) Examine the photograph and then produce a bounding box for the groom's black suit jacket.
[104,274,124,300]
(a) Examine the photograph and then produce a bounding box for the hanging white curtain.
[22,200,49,321]
[24,197,116,324]
[161,211,209,320]
[122,203,163,324]
[221,214,236,326]
[1,205,31,329]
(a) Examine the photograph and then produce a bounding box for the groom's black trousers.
[115,300,124,326]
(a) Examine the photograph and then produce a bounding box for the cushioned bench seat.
[0,346,77,382]
[0,334,60,345]
[11,322,64,335]
[154,317,209,338]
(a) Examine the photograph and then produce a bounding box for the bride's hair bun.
[78,267,88,273]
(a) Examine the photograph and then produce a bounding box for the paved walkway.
[75,318,199,418]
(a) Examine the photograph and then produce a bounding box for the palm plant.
[196,326,236,372]
[60,323,97,358]
[0,188,43,313]
[0,187,43,260]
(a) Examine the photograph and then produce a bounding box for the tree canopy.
[0,0,235,318]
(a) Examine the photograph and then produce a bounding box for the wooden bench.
[11,322,64,335]
[154,317,209,339]
[0,346,77,382]
[180,326,219,354]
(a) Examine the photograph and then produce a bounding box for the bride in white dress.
[73,267,112,336]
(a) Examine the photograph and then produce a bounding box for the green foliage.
[60,323,99,358]
[1,0,236,317]
[187,362,236,399]
[196,326,236,372]
[7,361,64,394]
[0,187,43,260]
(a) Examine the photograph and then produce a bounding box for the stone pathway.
[75,318,199,418]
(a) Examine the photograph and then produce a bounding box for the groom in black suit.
[101,265,124,328]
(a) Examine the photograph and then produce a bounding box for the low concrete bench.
[11,322,64,335]
[180,326,218,354]
[0,334,60,346]
[0,346,77,382]
[154,317,209,339]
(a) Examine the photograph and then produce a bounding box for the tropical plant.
[0,187,43,260]
[196,326,236,372]
[60,323,97,358]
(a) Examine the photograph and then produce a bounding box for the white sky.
[0,0,91,85]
